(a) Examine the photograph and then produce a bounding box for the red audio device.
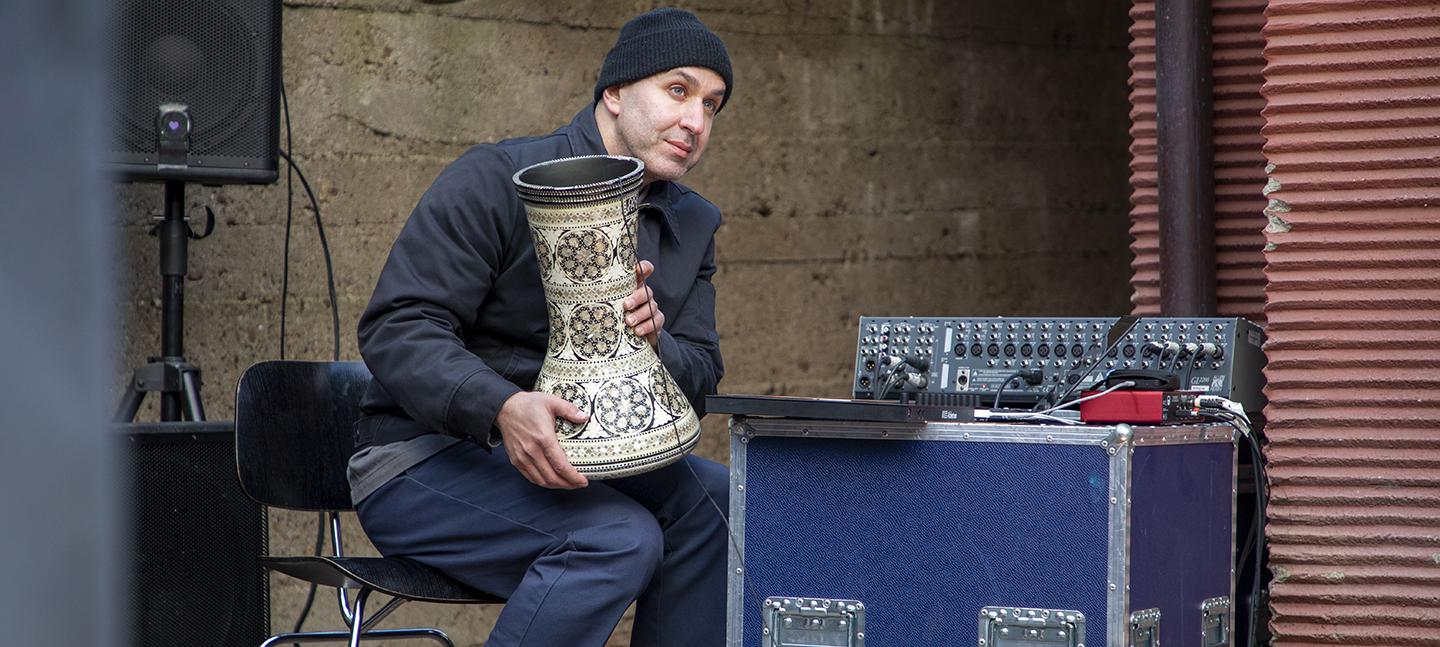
[1078,390,1206,424]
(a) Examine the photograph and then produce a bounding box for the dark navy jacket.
[354,105,724,450]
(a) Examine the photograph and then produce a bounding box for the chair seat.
[262,555,505,604]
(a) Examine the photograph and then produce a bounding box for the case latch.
[763,597,865,647]
[978,606,1085,647]
[1129,608,1160,647]
[1202,596,1232,647]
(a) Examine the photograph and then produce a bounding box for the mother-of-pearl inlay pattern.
[515,156,700,478]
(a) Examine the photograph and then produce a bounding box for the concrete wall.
[112,1,1135,644]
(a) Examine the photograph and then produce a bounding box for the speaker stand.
[115,180,206,422]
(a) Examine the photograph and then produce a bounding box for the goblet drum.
[513,155,701,479]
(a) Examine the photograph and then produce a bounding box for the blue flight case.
[726,416,1236,647]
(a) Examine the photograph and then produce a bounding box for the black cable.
[993,372,1023,409]
[1244,431,1267,645]
[992,369,1042,410]
[629,210,770,642]
[1198,403,1267,647]
[277,148,341,362]
[1041,318,1143,410]
[1181,355,1198,392]
[875,355,908,401]
[280,81,295,360]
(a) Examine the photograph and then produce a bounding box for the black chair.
[235,360,505,647]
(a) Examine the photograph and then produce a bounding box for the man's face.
[604,66,726,183]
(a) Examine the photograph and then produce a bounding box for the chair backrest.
[235,360,371,512]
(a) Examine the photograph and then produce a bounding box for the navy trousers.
[355,441,730,647]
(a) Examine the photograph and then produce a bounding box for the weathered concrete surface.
[113,1,1134,644]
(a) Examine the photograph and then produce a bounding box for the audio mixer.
[852,316,1266,412]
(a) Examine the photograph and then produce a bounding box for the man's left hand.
[623,260,663,348]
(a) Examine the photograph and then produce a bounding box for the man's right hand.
[495,392,590,490]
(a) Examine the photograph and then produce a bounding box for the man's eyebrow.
[673,69,726,99]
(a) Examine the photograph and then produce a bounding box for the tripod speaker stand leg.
[114,180,206,423]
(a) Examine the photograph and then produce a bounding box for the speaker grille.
[123,423,269,647]
[109,0,281,183]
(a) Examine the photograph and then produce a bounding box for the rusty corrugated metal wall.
[1127,0,1270,322]
[1260,0,1440,644]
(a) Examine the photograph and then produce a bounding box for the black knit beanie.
[594,8,733,111]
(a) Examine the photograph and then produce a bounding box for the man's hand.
[623,260,664,348]
[496,392,590,489]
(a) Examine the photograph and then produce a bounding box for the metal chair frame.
[236,360,503,647]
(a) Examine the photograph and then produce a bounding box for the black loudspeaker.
[109,0,282,184]
[121,422,269,647]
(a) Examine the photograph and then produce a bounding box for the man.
[348,7,732,647]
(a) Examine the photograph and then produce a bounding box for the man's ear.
[601,84,624,116]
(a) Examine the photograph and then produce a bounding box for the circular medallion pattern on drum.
[556,229,611,283]
[550,381,590,439]
[593,377,654,436]
[531,228,553,275]
[569,303,620,359]
[650,366,689,416]
[616,229,638,274]
[547,302,567,354]
[623,324,647,350]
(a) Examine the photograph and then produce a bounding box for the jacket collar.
[564,104,682,245]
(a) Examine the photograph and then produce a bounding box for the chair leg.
[262,628,452,642]
[256,587,455,647]
[347,588,371,647]
[259,627,454,646]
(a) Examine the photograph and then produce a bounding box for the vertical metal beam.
[0,0,119,644]
[1155,0,1217,316]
